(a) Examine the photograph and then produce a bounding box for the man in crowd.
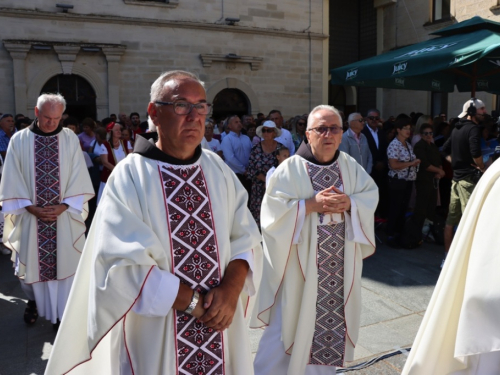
[129,111,144,139]
[269,109,296,155]
[441,98,486,267]
[0,113,15,159]
[46,70,262,375]
[362,108,388,217]
[242,114,255,129]
[221,114,253,194]
[252,105,378,374]
[402,135,500,374]
[339,112,373,174]
[0,113,13,256]
[0,94,94,327]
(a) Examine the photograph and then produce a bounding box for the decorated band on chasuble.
[306,161,346,367]
[34,134,60,282]
[159,162,224,375]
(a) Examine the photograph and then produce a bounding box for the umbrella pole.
[472,62,477,97]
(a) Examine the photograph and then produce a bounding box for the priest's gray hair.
[37,93,66,113]
[150,70,205,103]
[347,112,362,122]
[307,105,342,129]
[147,115,157,132]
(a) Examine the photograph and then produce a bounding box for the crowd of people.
[0,69,498,374]
[2,96,498,259]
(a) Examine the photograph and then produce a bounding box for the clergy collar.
[133,133,202,165]
[296,140,339,166]
[29,119,63,137]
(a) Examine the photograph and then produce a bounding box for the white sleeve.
[215,140,222,152]
[132,266,181,317]
[292,200,306,244]
[100,144,108,155]
[127,141,132,151]
[230,250,257,296]
[344,198,371,245]
[62,195,84,215]
[2,199,33,215]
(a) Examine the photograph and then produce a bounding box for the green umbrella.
[330,16,500,95]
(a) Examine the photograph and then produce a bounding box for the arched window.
[212,88,250,123]
[41,74,97,121]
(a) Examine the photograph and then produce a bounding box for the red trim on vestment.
[123,314,135,375]
[253,203,300,328]
[61,265,155,375]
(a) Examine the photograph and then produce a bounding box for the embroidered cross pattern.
[34,135,60,281]
[159,163,224,375]
[307,162,346,367]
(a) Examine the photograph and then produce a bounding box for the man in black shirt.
[441,98,486,266]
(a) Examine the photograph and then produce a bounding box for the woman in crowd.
[97,122,132,205]
[386,118,421,247]
[247,124,260,145]
[291,115,307,150]
[247,120,283,227]
[121,127,133,148]
[78,117,96,151]
[413,123,444,240]
[411,115,432,146]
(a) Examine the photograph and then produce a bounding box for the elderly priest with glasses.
[46,70,263,375]
[251,105,378,375]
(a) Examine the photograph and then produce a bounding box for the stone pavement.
[0,238,443,374]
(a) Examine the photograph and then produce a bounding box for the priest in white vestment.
[46,70,263,375]
[0,94,94,326]
[402,159,500,375]
[251,105,378,375]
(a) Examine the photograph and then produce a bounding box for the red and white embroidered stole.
[306,161,346,367]
[159,162,224,375]
[34,134,61,282]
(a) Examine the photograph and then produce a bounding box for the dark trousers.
[386,178,413,237]
[413,180,437,234]
[371,167,389,219]
[236,173,252,207]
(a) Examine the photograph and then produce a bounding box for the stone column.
[4,42,31,115]
[374,0,396,115]
[53,45,80,75]
[102,47,126,116]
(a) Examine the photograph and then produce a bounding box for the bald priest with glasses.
[251,105,378,375]
[46,70,263,375]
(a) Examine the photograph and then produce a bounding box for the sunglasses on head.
[261,128,275,133]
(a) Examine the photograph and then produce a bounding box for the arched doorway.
[41,74,97,121]
[212,88,249,123]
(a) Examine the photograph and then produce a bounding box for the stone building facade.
[0,0,329,121]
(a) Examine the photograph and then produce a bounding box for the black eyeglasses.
[155,101,212,115]
[367,116,380,121]
[422,131,433,136]
[309,126,343,135]
[297,122,306,126]
[261,128,275,133]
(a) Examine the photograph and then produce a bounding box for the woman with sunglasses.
[413,123,445,242]
[247,120,283,227]
[386,118,421,247]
